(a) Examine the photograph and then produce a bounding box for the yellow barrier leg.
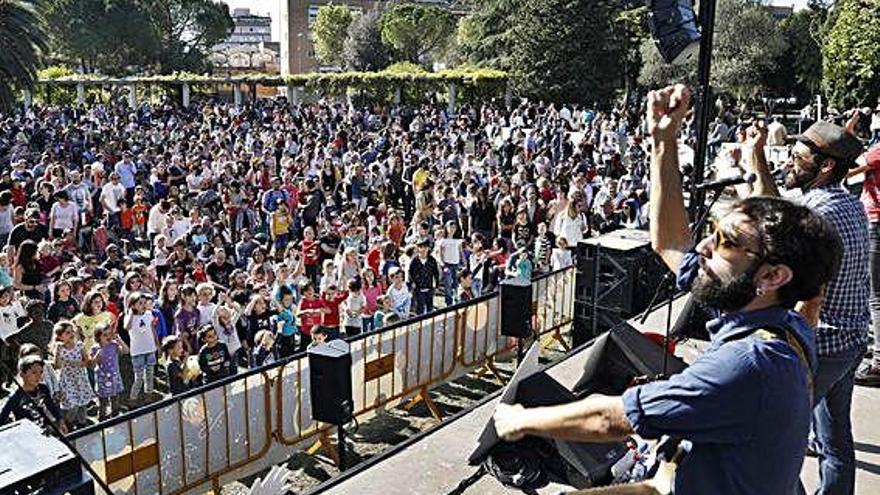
[305,428,340,466]
[474,357,506,386]
[403,386,444,421]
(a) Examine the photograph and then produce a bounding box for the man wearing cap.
[750,120,869,494]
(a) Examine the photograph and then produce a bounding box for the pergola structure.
[25,69,510,113]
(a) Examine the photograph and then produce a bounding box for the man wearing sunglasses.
[748,115,868,495]
[494,84,842,495]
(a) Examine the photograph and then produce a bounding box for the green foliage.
[37,68,509,104]
[453,0,521,71]
[822,0,880,108]
[0,0,48,110]
[313,4,353,67]
[43,0,232,75]
[511,0,622,104]
[343,9,390,71]
[639,0,787,99]
[712,0,787,99]
[380,3,456,65]
[766,8,824,101]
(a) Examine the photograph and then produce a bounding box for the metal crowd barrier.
[69,267,576,495]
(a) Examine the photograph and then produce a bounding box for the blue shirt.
[622,250,816,495]
[802,183,870,356]
[115,160,137,189]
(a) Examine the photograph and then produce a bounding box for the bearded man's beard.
[692,262,760,313]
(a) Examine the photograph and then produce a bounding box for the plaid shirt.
[803,183,870,356]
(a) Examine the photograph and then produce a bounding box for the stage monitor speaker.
[0,419,95,495]
[309,340,353,425]
[500,277,533,338]
[646,0,701,65]
[573,323,687,397]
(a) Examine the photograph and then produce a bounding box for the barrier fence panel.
[71,370,273,495]
[71,268,575,494]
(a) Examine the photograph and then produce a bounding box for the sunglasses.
[711,223,763,259]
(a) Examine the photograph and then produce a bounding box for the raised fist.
[647,84,691,142]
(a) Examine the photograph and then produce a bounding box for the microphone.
[694,172,757,191]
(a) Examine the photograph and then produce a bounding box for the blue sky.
[221,0,812,43]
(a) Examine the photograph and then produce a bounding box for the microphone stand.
[638,188,722,377]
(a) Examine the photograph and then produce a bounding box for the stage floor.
[315,297,880,494]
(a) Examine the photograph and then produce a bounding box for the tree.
[822,0,880,108]
[44,0,158,74]
[766,7,824,102]
[0,0,47,109]
[454,0,522,71]
[343,9,390,71]
[143,0,234,73]
[313,4,352,67]
[510,0,622,104]
[639,0,787,99]
[380,3,456,65]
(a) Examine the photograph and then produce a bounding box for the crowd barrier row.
[69,267,576,495]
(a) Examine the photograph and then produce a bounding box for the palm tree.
[0,0,47,110]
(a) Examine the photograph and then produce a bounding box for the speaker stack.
[0,419,95,495]
[574,229,670,347]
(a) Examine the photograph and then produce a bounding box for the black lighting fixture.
[646,0,701,65]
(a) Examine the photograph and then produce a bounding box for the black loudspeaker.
[500,277,533,338]
[309,340,354,425]
[572,323,687,396]
[0,419,96,495]
[646,0,701,65]
[574,229,670,346]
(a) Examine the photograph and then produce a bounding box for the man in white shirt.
[147,200,170,243]
[100,173,126,230]
[767,116,788,146]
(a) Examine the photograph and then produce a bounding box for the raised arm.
[745,120,780,197]
[647,85,694,271]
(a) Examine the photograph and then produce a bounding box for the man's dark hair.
[733,197,842,308]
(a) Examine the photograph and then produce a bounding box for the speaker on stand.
[500,277,534,363]
[309,339,354,470]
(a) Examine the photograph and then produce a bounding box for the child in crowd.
[195,282,217,327]
[90,324,127,420]
[273,286,299,358]
[47,280,79,322]
[373,295,392,330]
[53,320,95,429]
[297,280,326,352]
[125,292,159,406]
[457,269,475,303]
[163,335,191,395]
[173,284,200,355]
[197,324,232,383]
[18,343,60,402]
[212,295,243,363]
[342,278,366,337]
[360,268,381,334]
[250,330,277,367]
[320,283,347,336]
[386,267,411,320]
[319,259,338,293]
[550,237,573,271]
[301,227,320,285]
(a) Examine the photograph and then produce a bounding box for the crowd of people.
[0,93,657,430]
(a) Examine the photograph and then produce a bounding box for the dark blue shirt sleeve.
[621,341,760,444]
[676,250,701,292]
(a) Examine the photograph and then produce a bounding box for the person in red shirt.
[296,280,327,348]
[319,284,348,336]
[300,226,320,285]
